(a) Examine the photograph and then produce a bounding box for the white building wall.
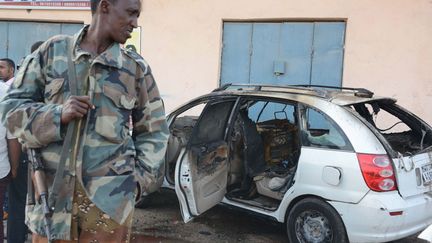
[0,0,431,123]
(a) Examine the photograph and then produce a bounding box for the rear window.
[347,100,432,155]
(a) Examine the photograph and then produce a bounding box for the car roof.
[210,83,396,106]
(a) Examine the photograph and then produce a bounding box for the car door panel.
[297,104,369,202]
[189,142,228,212]
[176,142,228,218]
[175,100,235,222]
[296,147,369,203]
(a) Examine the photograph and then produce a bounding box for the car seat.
[228,109,266,199]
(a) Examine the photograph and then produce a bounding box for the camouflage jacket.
[0,27,169,240]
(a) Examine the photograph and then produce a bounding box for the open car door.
[175,100,235,222]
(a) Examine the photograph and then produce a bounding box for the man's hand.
[61,96,94,125]
[7,138,21,179]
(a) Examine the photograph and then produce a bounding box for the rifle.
[23,37,86,242]
[27,148,53,241]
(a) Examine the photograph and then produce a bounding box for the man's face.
[0,61,13,81]
[106,0,141,44]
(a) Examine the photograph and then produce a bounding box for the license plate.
[421,163,432,184]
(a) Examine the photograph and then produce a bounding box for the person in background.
[6,40,44,243]
[0,80,21,242]
[16,41,44,71]
[0,58,15,86]
[0,58,14,222]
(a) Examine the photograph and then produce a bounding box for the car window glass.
[234,99,300,169]
[302,107,351,150]
[248,101,295,123]
[190,101,235,145]
[170,103,206,142]
[177,103,207,118]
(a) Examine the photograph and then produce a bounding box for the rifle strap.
[49,37,79,209]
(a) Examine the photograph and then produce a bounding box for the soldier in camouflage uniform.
[0,0,169,242]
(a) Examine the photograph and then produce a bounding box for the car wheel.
[287,197,348,243]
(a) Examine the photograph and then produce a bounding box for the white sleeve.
[6,130,16,139]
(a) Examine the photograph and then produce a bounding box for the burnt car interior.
[165,98,302,210]
[225,99,300,209]
[348,100,432,155]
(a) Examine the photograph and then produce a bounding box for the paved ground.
[131,189,427,243]
[4,188,427,242]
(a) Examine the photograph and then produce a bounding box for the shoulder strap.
[49,37,79,209]
[66,37,78,96]
[123,48,150,75]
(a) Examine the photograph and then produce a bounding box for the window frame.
[299,103,354,151]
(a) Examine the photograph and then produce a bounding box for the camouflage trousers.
[32,182,134,243]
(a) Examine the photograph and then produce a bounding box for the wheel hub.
[295,210,332,243]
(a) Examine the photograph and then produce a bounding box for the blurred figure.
[16,41,44,71]
[31,41,44,54]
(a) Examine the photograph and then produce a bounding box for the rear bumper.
[330,191,432,243]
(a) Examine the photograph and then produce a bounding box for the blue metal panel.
[249,23,281,85]
[61,23,83,35]
[310,22,346,87]
[278,22,314,85]
[8,22,61,66]
[220,21,345,88]
[220,23,253,86]
[0,23,7,58]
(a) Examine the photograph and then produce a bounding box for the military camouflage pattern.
[0,26,169,240]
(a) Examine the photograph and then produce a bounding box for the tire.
[287,197,348,243]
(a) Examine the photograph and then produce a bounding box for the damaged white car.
[157,84,432,243]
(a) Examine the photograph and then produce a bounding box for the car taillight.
[357,153,398,192]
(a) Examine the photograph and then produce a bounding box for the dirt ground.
[131,189,426,243]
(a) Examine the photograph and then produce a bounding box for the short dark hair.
[91,0,117,15]
[31,41,44,53]
[0,58,15,72]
